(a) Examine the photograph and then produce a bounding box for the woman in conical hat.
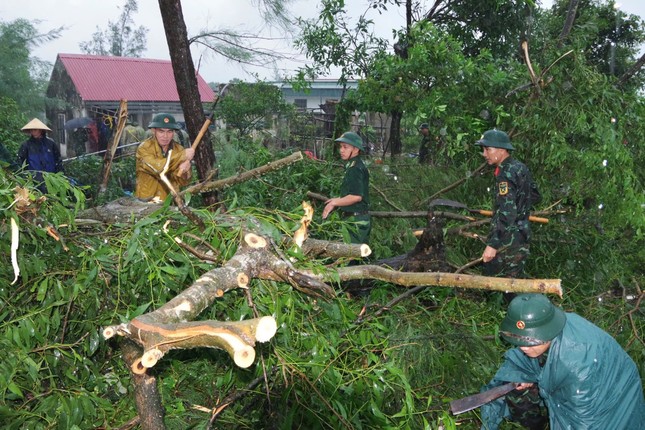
[20,118,52,132]
[17,118,63,191]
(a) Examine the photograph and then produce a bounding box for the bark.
[331,265,562,297]
[387,109,403,157]
[158,0,218,206]
[616,52,645,88]
[121,340,165,430]
[377,216,451,273]
[557,0,580,49]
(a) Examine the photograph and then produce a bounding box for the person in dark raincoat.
[475,129,540,279]
[17,118,63,192]
[322,131,371,245]
[480,294,645,430]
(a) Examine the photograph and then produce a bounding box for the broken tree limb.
[181,151,304,195]
[370,211,475,222]
[315,265,562,297]
[299,238,371,259]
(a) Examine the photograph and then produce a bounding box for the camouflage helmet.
[475,129,514,150]
[148,113,181,130]
[419,123,429,130]
[500,294,566,347]
[335,131,364,151]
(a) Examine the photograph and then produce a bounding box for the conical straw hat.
[21,118,52,132]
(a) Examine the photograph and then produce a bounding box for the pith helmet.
[475,129,514,150]
[335,131,364,151]
[148,113,180,130]
[21,118,52,132]
[500,294,566,346]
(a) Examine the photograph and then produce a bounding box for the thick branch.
[299,238,371,259]
[558,0,580,49]
[616,52,645,88]
[317,265,562,297]
[125,317,277,370]
[182,151,304,195]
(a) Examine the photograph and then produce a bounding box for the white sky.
[1,0,643,84]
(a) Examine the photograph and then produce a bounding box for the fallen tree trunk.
[104,221,562,376]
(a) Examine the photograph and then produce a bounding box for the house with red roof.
[46,54,216,157]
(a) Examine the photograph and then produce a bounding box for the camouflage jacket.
[487,157,540,250]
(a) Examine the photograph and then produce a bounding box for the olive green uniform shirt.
[339,156,371,244]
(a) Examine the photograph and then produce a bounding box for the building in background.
[46,54,215,157]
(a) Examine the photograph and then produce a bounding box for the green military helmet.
[148,113,181,130]
[475,129,514,150]
[500,294,566,346]
[335,131,364,151]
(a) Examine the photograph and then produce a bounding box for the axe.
[429,198,549,224]
[450,382,517,415]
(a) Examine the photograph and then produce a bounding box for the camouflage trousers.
[506,385,549,430]
[483,245,529,279]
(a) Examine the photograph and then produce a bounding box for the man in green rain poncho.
[480,294,644,430]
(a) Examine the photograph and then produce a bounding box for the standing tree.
[157,0,298,208]
[158,0,218,207]
[217,81,293,136]
[0,19,63,118]
[79,0,148,57]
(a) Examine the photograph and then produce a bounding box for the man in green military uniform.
[322,131,371,244]
[418,123,432,164]
[480,294,645,429]
[135,113,194,202]
[475,129,540,279]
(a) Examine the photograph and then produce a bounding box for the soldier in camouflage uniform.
[475,129,540,279]
[322,131,371,244]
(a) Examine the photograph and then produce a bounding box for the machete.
[429,198,549,224]
[450,382,517,415]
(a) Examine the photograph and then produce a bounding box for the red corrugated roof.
[57,54,215,102]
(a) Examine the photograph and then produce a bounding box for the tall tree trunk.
[387,110,403,157]
[158,0,219,207]
[387,0,411,158]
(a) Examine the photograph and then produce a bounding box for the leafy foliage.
[1,1,643,429]
[217,81,294,136]
[0,19,63,118]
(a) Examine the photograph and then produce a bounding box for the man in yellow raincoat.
[135,113,194,201]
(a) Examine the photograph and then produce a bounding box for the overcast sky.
[2,0,644,84]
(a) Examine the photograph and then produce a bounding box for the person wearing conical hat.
[322,131,371,245]
[135,113,194,202]
[17,118,63,191]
